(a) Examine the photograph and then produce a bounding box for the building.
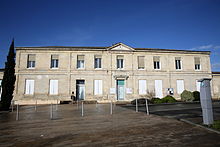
[0,69,4,101]
[13,43,213,104]
[212,72,220,99]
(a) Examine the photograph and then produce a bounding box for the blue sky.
[0,0,220,71]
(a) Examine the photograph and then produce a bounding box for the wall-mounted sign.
[126,88,132,94]
[110,88,116,94]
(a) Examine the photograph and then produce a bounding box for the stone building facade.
[13,43,212,104]
[0,69,4,101]
[212,72,220,99]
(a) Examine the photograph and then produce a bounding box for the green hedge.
[180,90,195,102]
[193,91,200,101]
[161,95,177,103]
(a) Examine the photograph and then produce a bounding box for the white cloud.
[190,44,220,50]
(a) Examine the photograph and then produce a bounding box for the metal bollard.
[35,100,37,112]
[96,101,98,108]
[110,101,113,115]
[11,100,14,112]
[50,103,53,120]
[81,101,84,117]
[16,104,19,121]
[146,99,149,115]
[136,99,138,112]
[56,99,58,111]
[77,100,79,110]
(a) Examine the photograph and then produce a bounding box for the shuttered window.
[194,57,201,70]
[27,54,36,68]
[94,80,102,95]
[155,80,163,98]
[196,80,201,92]
[177,80,184,94]
[25,79,35,95]
[94,55,102,68]
[153,56,160,69]
[117,55,124,69]
[51,55,59,68]
[139,80,147,94]
[49,80,58,95]
[77,55,85,69]
[138,56,145,69]
[175,57,182,69]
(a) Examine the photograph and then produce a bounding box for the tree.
[0,40,16,111]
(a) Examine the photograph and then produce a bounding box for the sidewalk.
[0,104,220,146]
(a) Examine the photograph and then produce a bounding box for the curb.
[179,118,220,135]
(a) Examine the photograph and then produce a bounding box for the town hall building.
[11,43,217,104]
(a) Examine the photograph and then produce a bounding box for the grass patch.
[210,120,220,131]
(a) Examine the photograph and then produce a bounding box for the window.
[194,57,201,70]
[155,80,163,98]
[94,80,102,95]
[196,80,201,92]
[177,80,184,94]
[94,55,102,69]
[49,80,58,95]
[139,80,147,94]
[25,79,34,95]
[0,80,2,100]
[77,55,85,69]
[175,57,182,70]
[51,55,59,68]
[117,55,124,69]
[138,56,145,69]
[27,54,36,68]
[153,56,160,69]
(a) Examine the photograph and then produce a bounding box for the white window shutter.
[94,80,102,95]
[50,80,58,95]
[196,80,201,92]
[155,80,163,98]
[99,80,102,95]
[139,80,146,94]
[177,80,184,94]
[25,80,34,95]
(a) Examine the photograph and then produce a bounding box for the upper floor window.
[77,55,85,69]
[117,55,124,69]
[138,56,145,69]
[153,56,160,69]
[27,54,36,68]
[94,55,102,69]
[175,57,182,70]
[51,55,59,69]
[194,57,201,70]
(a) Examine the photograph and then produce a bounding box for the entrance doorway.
[117,80,125,100]
[76,80,85,100]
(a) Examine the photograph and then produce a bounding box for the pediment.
[108,43,134,51]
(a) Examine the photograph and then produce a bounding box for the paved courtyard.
[0,103,220,147]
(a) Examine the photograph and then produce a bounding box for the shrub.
[181,90,195,102]
[161,95,177,103]
[211,120,220,131]
[193,91,200,101]
[150,98,163,104]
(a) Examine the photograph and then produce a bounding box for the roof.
[212,72,220,75]
[15,43,211,54]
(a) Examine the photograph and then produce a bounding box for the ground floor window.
[177,80,184,94]
[196,80,201,92]
[155,80,163,98]
[49,80,58,95]
[25,79,35,95]
[94,80,102,95]
[139,80,147,94]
